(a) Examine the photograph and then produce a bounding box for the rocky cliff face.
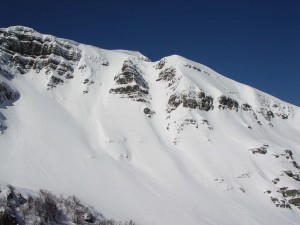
[0,26,81,86]
[0,77,19,133]
[110,59,150,102]
[0,26,82,131]
[0,26,292,129]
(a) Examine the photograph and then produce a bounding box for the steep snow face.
[1,26,300,225]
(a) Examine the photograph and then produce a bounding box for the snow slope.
[0,26,300,225]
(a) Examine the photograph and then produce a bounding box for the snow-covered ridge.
[0,26,300,225]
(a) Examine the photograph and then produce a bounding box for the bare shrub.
[33,189,62,223]
[65,195,88,224]
[19,202,30,220]
[124,220,138,225]
[96,219,138,225]
[0,197,6,210]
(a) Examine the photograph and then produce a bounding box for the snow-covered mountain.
[1,26,300,225]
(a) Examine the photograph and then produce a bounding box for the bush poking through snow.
[0,185,139,225]
[65,195,89,224]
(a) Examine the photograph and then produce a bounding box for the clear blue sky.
[1,0,299,106]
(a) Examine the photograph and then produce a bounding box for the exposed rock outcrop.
[218,95,239,111]
[249,146,268,154]
[0,26,81,81]
[167,91,214,113]
[0,81,20,105]
[154,58,167,70]
[278,188,300,209]
[0,82,20,133]
[156,67,177,87]
[110,59,150,102]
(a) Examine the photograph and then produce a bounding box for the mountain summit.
[0,26,300,225]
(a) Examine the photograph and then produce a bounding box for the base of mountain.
[0,184,138,225]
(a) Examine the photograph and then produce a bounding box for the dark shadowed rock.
[270,197,291,209]
[218,96,239,111]
[283,150,293,160]
[0,81,20,105]
[198,92,214,111]
[288,198,300,207]
[184,64,202,72]
[0,212,18,225]
[272,178,280,184]
[249,146,267,154]
[279,187,299,196]
[167,94,182,112]
[293,174,300,182]
[241,103,252,111]
[47,76,64,89]
[284,171,293,177]
[110,59,149,103]
[143,107,155,118]
[167,91,214,113]
[182,97,198,109]
[156,67,177,87]
[154,58,167,70]
[258,108,278,121]
[0,26,81,80]
[291,161,300,169]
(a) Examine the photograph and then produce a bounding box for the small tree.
[33,195,43,217]
[33,190,62,223]
[27,194,34,210]
[32,218,43,225]
[40,190,61,223]
[65,195,87,224]
[0,197,6,211]
[124,220,138,225]
[19,202,30,221]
